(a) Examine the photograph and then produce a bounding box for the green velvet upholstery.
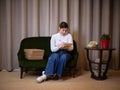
[17,37,78,78]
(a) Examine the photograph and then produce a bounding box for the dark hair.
[59,22,69,29]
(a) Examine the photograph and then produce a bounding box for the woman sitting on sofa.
[36,21,74,83]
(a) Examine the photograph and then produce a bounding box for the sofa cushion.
[24,49,44,60]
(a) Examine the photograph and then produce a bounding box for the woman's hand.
[59,42,65,49]
[59,42,71,49]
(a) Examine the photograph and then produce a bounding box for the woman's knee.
[60,54,71,61]
[49,53,59,61]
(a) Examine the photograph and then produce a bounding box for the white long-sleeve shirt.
[50,33,74,52]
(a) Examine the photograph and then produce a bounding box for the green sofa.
[17,37,78,79]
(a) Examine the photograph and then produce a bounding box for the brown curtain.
[0,0,120,71]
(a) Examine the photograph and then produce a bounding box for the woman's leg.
[36,53,59,83]
[45,53,59,76]
[56,52,72,77]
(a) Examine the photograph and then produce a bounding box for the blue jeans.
[44,50,72,77]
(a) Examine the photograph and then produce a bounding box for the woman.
[36,22,74,83]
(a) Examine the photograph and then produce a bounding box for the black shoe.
[53,74,59,80]
[47,74,59,80]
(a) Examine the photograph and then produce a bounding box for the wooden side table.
[85,47,115,80]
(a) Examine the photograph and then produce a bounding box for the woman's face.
[59,28,69,35]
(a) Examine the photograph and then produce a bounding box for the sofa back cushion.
[21,37,51,60]
[24,49,45,60]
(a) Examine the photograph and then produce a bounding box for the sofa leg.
[71,68,77,78]
[20,67,23,79]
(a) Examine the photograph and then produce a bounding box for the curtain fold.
[0,0,120,71]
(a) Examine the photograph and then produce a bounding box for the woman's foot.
[42,71,45,75]
[47,74,59,80]
[36,74,47,83]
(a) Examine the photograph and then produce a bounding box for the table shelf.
[90,61,108,64]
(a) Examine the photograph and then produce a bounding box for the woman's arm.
[50,35,59,52]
